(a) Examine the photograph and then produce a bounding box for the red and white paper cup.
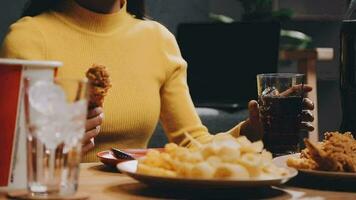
[0,59,62,188]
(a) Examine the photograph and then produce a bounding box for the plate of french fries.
[273,132,356,180]
[117,133,297,188]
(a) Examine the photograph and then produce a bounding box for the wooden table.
[77,163,356,199]
[2,163,356,199]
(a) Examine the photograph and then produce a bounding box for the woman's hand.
[82,107,104,154]
[240,85,315,141]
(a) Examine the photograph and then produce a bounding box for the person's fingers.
[82,140,95,155]
[240,100,263,141]
[302,98,314,110]
[248,100,260,124]
[82,126,101,145]
[301,110,314,122]
[300,122,314,131]
[280,84,312,97]
[301,85,313,92]
[86,114,103,131]
[87,107,103,119]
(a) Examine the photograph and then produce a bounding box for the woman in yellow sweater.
[1,0,314,162]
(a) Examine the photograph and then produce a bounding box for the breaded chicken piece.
[86,64,111,109]
[321,132,356,172]
[287,132,356,172]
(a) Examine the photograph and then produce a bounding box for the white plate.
[273,153,356,180]
[117,160,298,189]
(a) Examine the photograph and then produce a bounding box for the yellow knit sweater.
[1,0,242,162]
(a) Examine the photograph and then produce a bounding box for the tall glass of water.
[257,73,305,156]
[24,78,88,197]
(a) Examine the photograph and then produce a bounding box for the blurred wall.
[146,0,210,34]
[0,0,27,41]
[146,0,243,34]
[279,0,348,17]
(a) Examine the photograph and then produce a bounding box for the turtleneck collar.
[54,0,130,34]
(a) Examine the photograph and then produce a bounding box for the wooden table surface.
[77,163,356,200]
[2,163,356,200]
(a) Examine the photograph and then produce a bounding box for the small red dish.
[97,148,164,167]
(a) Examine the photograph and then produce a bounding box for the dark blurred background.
[0,0,348,140]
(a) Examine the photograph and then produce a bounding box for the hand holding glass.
[257,73,304,156]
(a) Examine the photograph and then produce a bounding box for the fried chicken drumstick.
[86,64,112,109]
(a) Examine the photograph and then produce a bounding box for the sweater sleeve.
[0,17,46,60]
[156,24,242,147]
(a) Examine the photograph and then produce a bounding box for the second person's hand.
[240,85,315,141]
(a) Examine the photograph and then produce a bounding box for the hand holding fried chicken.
[82,64,112,154]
